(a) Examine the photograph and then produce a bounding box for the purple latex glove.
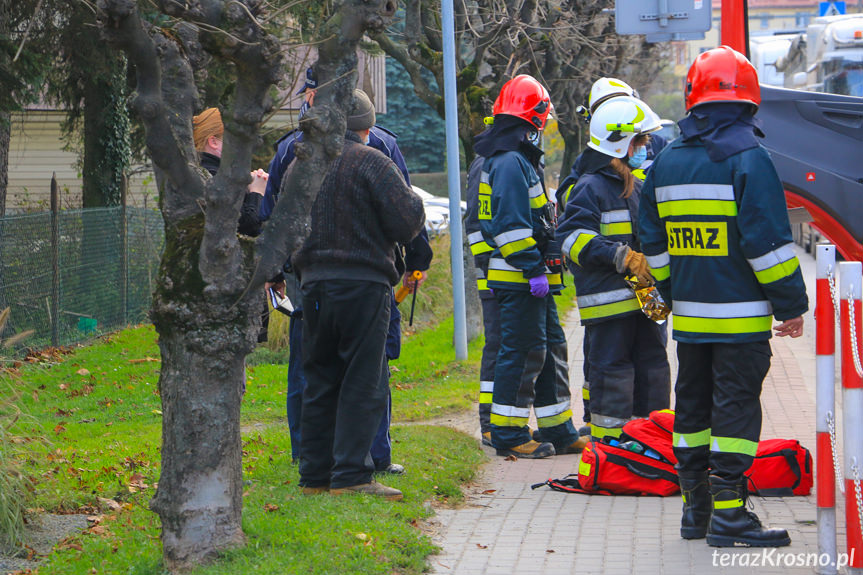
[528,275,549,298]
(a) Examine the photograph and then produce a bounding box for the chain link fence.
[0,206,164,351]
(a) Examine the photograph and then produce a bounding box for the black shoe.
[706,476,791,547]
[578,425,591,437]
[530,428,542,442]
[481,431,493,447]
[678,470,710,539]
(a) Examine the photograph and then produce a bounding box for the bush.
[0,308,35,551]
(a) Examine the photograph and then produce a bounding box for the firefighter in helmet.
[555,96,671,442]
[475,74,585,458]
[639,46,808,547]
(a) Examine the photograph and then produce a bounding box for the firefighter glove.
[529,275,550,298]
[625,250,653,285]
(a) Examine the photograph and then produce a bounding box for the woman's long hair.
[610,133,649,199]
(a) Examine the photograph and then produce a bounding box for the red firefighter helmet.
[685,46,761,111]
[492,75,552,130]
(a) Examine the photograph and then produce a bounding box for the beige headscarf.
[192,108,223,151]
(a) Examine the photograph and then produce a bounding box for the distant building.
[6,48,385,212]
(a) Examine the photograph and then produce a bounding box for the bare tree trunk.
[462,223,482,342]
[0,112,8,217]
[149,221,258,569]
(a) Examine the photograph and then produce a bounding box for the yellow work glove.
[624,250,654,285]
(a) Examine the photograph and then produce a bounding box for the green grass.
[2,231,581,574]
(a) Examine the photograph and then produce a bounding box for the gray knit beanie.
[347,89,376,131]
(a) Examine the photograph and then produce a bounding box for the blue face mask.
[628,146,647,169]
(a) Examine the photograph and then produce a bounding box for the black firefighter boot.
[678,470,711,539]
[706,475,791,547]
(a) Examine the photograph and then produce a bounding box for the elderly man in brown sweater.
[293,90,425,501]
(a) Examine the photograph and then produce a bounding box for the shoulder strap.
[531,474,612,495]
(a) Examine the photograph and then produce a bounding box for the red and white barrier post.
[817,244,837,573]
[840,260,863,574]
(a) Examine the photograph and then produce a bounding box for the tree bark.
[0,112,8,217]
[462,223,482,342]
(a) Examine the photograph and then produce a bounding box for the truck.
[775,14,863,96]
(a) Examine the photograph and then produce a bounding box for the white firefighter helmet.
[587,97,657,158]
[588,77,636,113]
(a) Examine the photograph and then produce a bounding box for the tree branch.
[97,0,202,224]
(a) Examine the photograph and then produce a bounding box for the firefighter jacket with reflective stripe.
[479,151,562,292]
[638,139,809,344]
[556,164,642,325]
[465,156,494,298]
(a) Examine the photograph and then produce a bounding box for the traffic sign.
[819,1,846,16]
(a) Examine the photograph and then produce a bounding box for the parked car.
[412,185,466,236]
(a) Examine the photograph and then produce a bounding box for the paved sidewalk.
[429,246,853,574]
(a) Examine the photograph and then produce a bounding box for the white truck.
[775,14,863,96]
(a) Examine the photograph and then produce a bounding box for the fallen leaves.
[53,423,66,435]
[128,357,160,364]
[76,368,90,377]
[127,473,149,493]
[263,503,279,512]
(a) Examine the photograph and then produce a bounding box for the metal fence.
[0,203,164,351]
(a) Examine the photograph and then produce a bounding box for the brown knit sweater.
[294,132,426,286]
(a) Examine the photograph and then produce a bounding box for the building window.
[796,12,812,27]
[759,13,770,29]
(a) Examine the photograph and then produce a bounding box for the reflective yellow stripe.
[579,297,641,320]
[753,257,800,284]
[632,169,646,181]
[578,457,592,477]
[657,199,738,218]
[711,435,759,456]
[563,184,575,207]
[499,237,537,258]
[530,195,547,209]
[479,392,493,404]
[650,265,670,281]
[673,315,772,335]
[582,387,590,400]
[673,429,711,448]
[568,233,597,265]
[590,424,623,439]
[477,278,489,291]
[487,270,562,286]
[546,273,562,286]
[490,413,529,427]
[600,222,633,236]
[488,269,529,284]
[537,409,573,428]
[470,241,494,255]
[714,498,744,510]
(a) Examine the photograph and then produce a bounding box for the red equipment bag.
[532,440,679,496]
[746,439,813,497]
[620,409,677,464]
[532,410,811,498]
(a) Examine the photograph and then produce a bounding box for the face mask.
[628,146,647,169]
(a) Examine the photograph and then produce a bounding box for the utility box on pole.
[615,0,713,42]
